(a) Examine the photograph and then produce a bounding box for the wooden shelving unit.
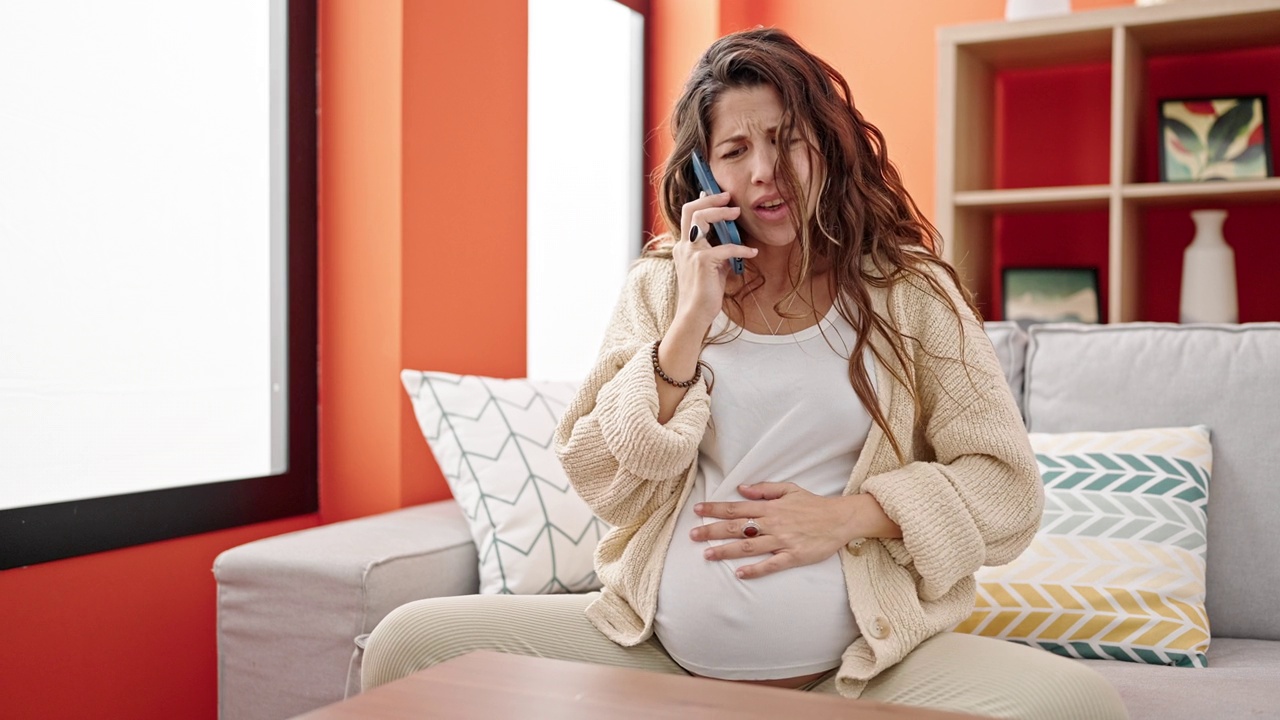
[936,0,1280,322]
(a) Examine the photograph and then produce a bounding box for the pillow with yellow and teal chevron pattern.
[957,425,1212,667]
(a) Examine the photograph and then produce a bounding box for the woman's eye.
[723,147,745,159]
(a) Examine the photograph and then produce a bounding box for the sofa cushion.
[401,370,608,595]
[1023,323,1280,640]
[957,426,1212,667]
[983,321,1029,417]
[1080,638,1280,720]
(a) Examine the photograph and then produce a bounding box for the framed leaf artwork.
[1159,95,1273,182]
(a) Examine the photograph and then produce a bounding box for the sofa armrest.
[214,500,478,720]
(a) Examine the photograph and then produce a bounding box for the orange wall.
[318,0,406,520]
[1,2,1140,718]
[397,0,529,508]
[321,0,528,523]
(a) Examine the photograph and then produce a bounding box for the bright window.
[527,0,645,382]
[0,0,316,568]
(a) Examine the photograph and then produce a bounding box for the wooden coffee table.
[292,650,987,719]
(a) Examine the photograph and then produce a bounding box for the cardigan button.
[848,539,865,557]
[869,616,891,640]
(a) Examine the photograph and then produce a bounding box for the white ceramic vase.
[1179,209,1238,323]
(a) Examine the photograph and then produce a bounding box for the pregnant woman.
[362,27,1127,720]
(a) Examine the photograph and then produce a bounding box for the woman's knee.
[864,634,1130,720]
[969,642,1130,720]
[361,597,478,690]
[1024,658,1129,720]
[361,593,606,691]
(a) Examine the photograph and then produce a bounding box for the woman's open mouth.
[753,197,788,221]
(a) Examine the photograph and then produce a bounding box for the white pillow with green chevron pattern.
[401,370,609,595]
[956,425,1212,668]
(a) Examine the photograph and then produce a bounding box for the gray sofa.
[215,322,1280,720]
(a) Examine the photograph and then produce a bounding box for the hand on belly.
[690,482,857,580]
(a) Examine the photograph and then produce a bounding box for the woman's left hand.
[690,482,859,579]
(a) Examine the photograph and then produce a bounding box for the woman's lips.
[752,198,789,221]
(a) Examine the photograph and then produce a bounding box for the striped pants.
[362,593,1129,720]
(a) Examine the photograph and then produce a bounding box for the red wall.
[0,516,317,720]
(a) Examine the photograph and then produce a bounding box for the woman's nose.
[750,147,776,185]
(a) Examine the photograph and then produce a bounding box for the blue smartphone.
[690,150,744,275]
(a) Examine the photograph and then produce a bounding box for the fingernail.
[694,503,704,514]
[704,549,714,560]
[736,569,746,579]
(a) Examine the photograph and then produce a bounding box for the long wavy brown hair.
[648,28,981,461]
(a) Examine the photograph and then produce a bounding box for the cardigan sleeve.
[553,257,710,528]
[860,265,1044,602]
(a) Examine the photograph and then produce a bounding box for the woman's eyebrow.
[713,126,779,148]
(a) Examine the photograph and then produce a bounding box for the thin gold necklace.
[748,289,797,335]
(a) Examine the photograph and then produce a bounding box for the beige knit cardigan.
[553,253,1043,699]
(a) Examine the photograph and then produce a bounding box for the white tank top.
[653,300,875,680]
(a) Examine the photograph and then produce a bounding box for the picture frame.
[1158,95,1273,182]
[1002,267,1101,326]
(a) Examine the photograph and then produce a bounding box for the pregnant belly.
[654,544,859,681]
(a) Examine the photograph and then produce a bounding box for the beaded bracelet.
[650,340,701,388]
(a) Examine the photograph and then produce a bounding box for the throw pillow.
[401,370,608,595]
[956,425,1211,667]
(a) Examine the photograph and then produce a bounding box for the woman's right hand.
[653,191,755,425]
[672,191,757,331]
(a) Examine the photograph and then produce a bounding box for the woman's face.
[706,84,822,249]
